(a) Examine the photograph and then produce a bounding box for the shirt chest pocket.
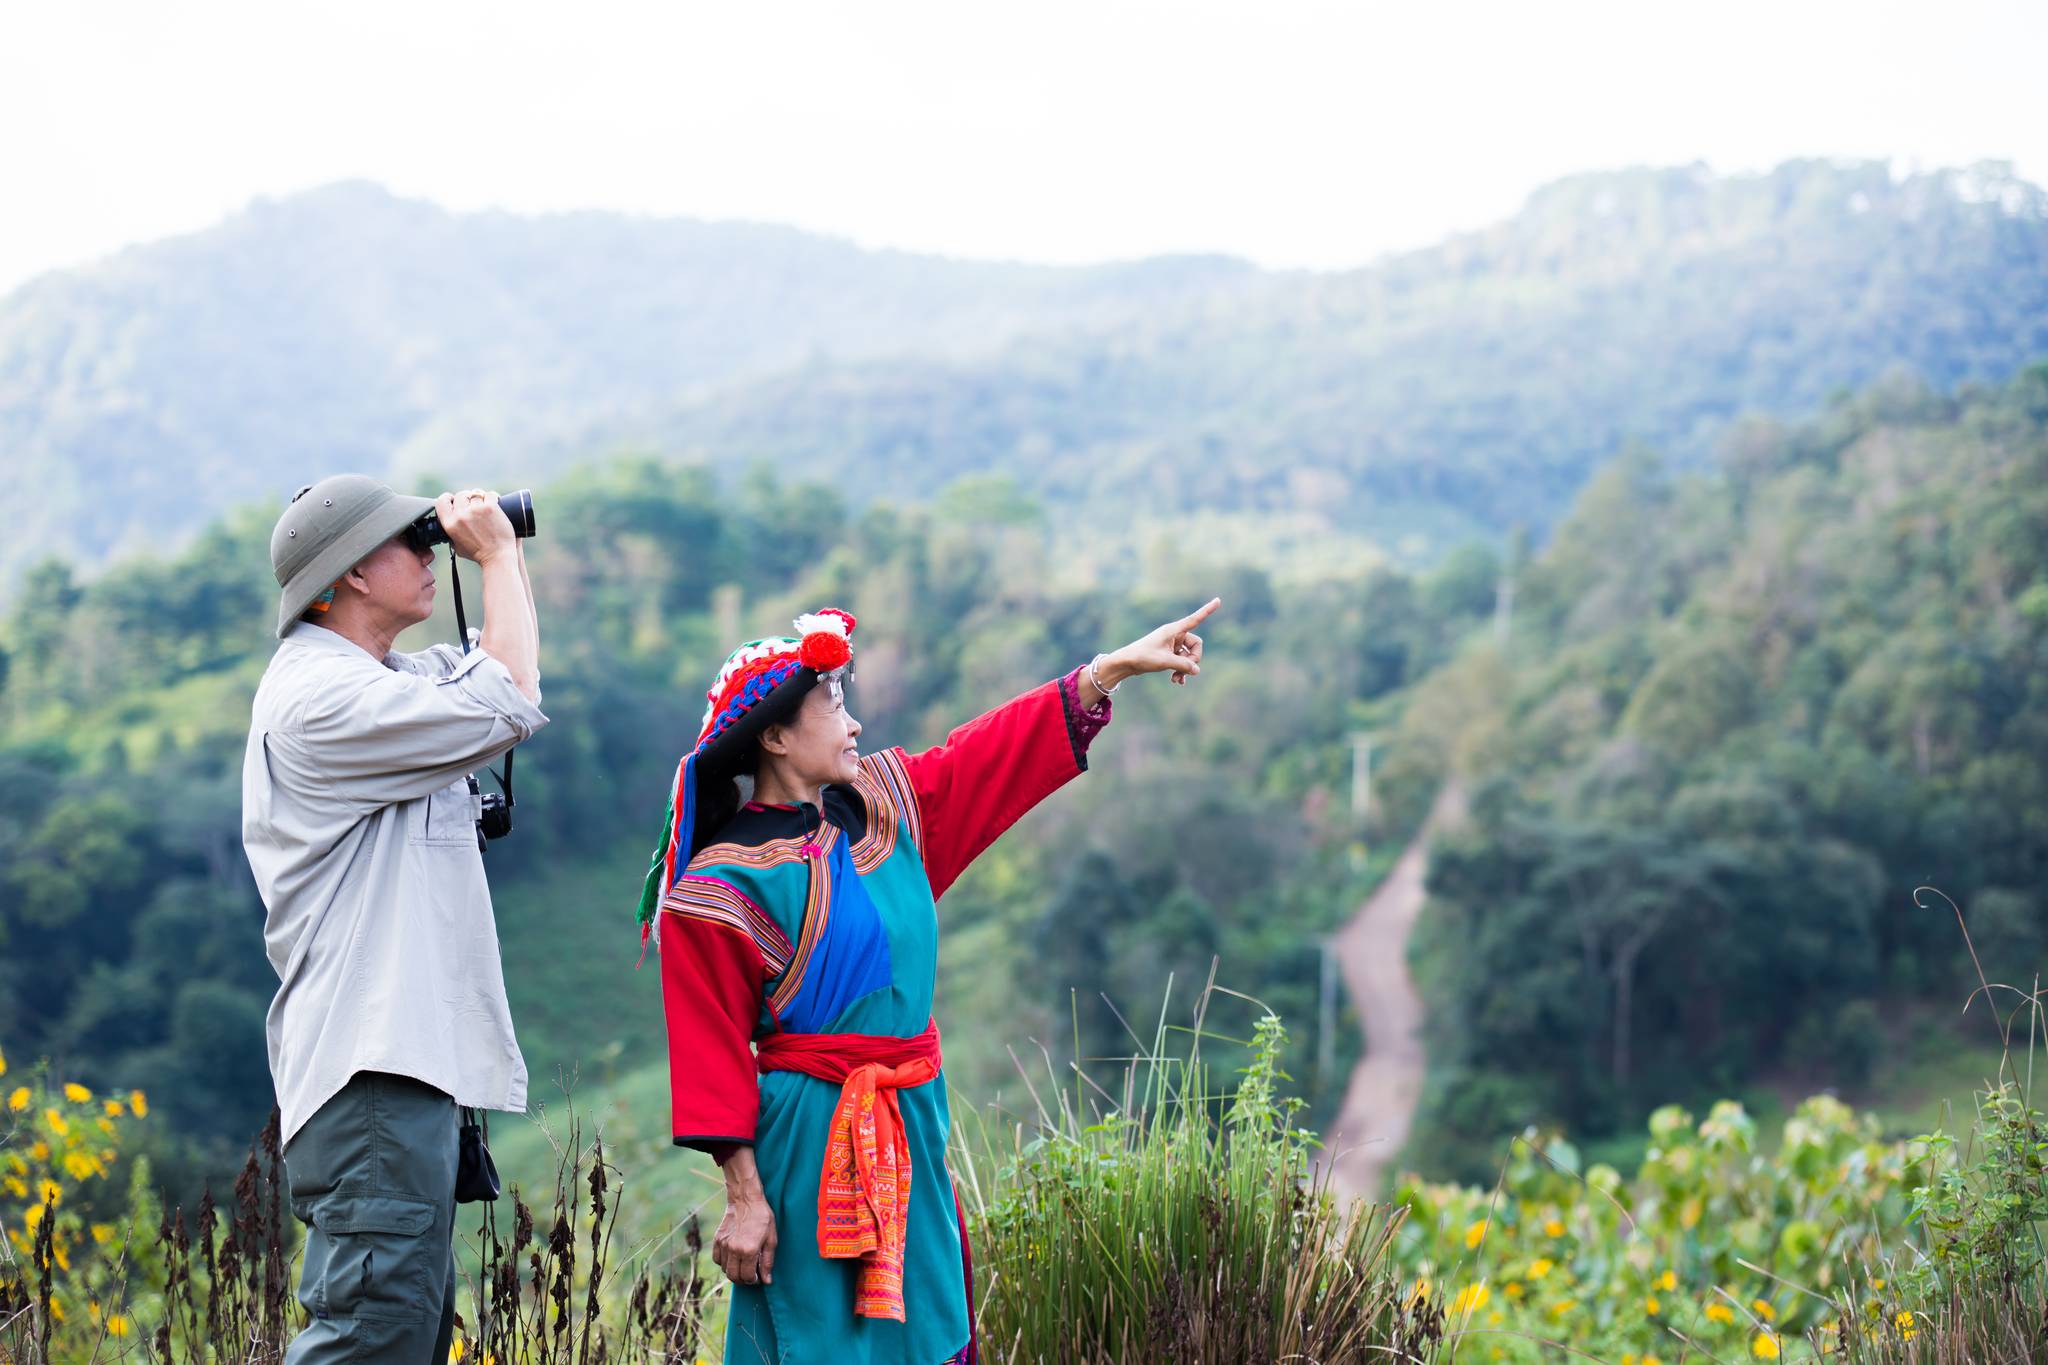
[411,776,481,846]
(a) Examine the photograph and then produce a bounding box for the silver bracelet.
[1087,653,1122,697]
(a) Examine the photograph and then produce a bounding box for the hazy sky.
[4,0,2043,295]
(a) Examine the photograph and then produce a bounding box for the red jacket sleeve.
[659,879,780,1150]
[897,672,1106,901]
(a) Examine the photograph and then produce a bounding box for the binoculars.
[407,489,536,552]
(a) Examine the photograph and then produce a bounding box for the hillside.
[608,161,2048,563]
[1400,364,2048,1177]
[0,181,1255,584]
[9,160,2048,591]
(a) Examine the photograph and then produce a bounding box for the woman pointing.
[637,598,1220,1365]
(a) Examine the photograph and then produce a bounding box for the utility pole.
[1316,937,1339,1094]
[1494,524,1526,649]
[1349,732,1374,828]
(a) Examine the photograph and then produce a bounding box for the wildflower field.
[4,983,2045,1364]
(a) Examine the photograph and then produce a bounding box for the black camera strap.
[448,552,516,843]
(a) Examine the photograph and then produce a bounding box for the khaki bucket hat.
[269,474,436,638]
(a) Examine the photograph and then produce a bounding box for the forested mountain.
[8,161,2048,590]
[0,181,1255,585]
[610,161,2048,563]
[1403,365,2048,1177]
[5,365,2042,1191]
[0,459,1491,1181]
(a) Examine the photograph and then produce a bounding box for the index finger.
[1176,597,1223,631]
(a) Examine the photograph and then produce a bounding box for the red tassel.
[635,921,651,970]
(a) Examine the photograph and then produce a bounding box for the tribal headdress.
[634,609,857,946]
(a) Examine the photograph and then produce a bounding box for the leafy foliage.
[0,453,1494,1180]
[1407,365,2048,1172]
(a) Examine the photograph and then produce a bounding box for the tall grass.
[1,1107,710,1364]
[956,981,1437,1364]
[1805,890,2048,1365]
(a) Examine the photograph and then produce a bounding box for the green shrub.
[961,1002,1432,1363]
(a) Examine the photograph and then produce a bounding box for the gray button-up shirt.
[242,622,549,1145]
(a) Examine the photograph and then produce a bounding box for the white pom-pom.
[793,611,850,640]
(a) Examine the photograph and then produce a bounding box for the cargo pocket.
[412,777,481,847]
[302,1194,437,1322]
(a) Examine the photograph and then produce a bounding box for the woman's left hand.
[1098,597,1221,691]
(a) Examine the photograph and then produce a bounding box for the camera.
[470,772,512,851]
[407,489,537,552]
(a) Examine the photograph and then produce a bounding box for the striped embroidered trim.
[662,875,794,977]
[848,772,898,874]
[768,822,840,1016]
[854,749,924,864]
[690,832,815,871]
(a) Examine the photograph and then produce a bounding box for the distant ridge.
[0,181,1259,583]
[4,160,2046,584]
[578,159,2048,562]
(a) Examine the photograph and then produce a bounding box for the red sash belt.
[755,1020,942,1320]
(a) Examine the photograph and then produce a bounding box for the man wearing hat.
[242,476,546,1363]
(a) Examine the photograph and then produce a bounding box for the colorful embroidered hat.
[634,609,856,944]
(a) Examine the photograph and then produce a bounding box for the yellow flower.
[1753,1298,1776,1322]
[6,1087,27,1112]
[1529,1257,1555,1279]
[104,1098,125,1118]
[96,1117,116,1136]
[1645,1295,1661,1315]
[1680,1195,1702,1229]
[1646,1358,1665,1365]
[1465,1218,1489,1249]
[24,1204,45,1231]
[1407,1276,1432,1305]
[63,1083,91,1104]
[44,1108,68,1137]
[1450,1284,1492,1316]
[91,1224,114,1244]
[1550,1298,1577,1317]
[1871,1279,1884,1290]
[2,1177,24,1198]
[38,1179,62,1207]
[64,1151,102,1181]
[49,1296,65,1324]
[450,1341,467,1363]
[1752,1330,1780,1359]
[129,1090,148,1118]
[1504,1281,1524,1299]
[1706,1303,1736,1324]
[0,1044,7,1076]
[1895,1311,1917,1341]
[107,1314,132,1339]
[54,1241,70,1271]
[1657,1269,1677,1292]
[29,1140,49,1162]
[1543,1217,1564,1237]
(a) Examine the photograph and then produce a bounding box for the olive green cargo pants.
[282,1072,459,1364]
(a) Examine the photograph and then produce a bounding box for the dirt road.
[1319,783,1465,1201]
